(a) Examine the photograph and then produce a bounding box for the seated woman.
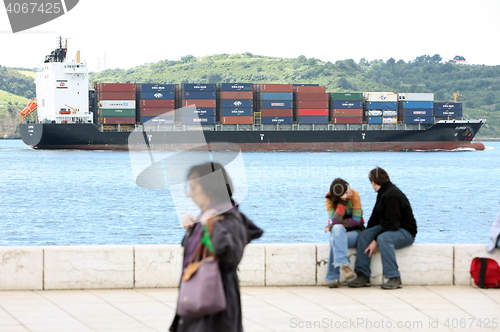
[324,178,364,288]
[486,204,500,253]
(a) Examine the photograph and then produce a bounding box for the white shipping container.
[398,93,434,101]
[99,100,136,109]
[383,110,398,117]
[367,110,383,116]
[363,92,398,102]
[382,117,398,124]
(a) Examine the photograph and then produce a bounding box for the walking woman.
[170,162,263,332]
[324,178,364,288]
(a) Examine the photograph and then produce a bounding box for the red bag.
[470,257,500,288]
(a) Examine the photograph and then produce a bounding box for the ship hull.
[20,121,485,151]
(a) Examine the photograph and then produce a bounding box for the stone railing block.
[0,247,43,290]
[454,244,500,286]
[134,245,183,288]
[397,244,453,285]
[238,244,266,286]
[265,243,316,286]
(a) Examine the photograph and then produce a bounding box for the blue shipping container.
[140,91,175,100]
[182,116,216,125]
[221,99,254,108]
[367,116,383,124]
[220,83,253,91]
[404,109,433,117]
[434,102,462,110]
[331,100,363,109]
[182,83,217,91]
[139,84,176,92]
[434,109,462,117]
[260,100,294,109]
[261,116,293,125]
[365,101,398,110]
[297,116,329,124]
[181,108,216,117]
[141,116,174,124]
[260,92,294,101]
[220,108,254,116]
[183,91,217,99]
[404,116,435,124]
[399,101,434,109]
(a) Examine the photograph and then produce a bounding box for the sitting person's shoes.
[347,272,371,287]
[341,264,355,281]
[326,280,340,288]
[381,277,402,289]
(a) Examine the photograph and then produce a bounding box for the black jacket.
[367,182,417,238]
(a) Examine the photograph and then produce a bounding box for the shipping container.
[99,100,136,109]
[101,117,136,124]
[261,116,293,125]
[221,116,254,125]
[382,110,398,117]
[295,92,329,101]
[141,116,175,124]
[100,109,136,117]
[366,110,383,116]
[331,92,363,101]
[221,99,254,108]
[220,83,253,91]
[399,101,434,109]
[96,83,136,92]
[367,116,383,124]
[182,83,217,91]
[403,109,433,117]
[403,116,435,124]
[259,84,294,92]
[333,117,363,124]
[296,109,329,116]
[382,117,397,124]
[331,100,363,109]
[297,116,329,124]
[260,109,294,117]
[363,92,398,102]
[181,107,216,117]
[139,108,175,117]
[295,100,329,108]
[293,85,326,93]
[140,99,175,108]
[365,101,398,110]
[434,109,462,117]
[139,91,175,100]
[331,109,364,117]
[220,108,254,116]
[138,84,176,92]
[219,91,254,99]
[182,116,217,125]
[182,99,217,108]
[98,91,136,100]
[433,102,462,110]
[259,100,294,109]
[397,93,434,101]
[259,92,294,101]
[183,91,217,99]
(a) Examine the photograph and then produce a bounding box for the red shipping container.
[295,100,329,108]
[333,117,363,124]
[139,108,175,117]
[182,99,217,108]
[331,109,364,117]
[98,91,136,100]
[259,84,294,92]
[101,117,136,124]
[220,91,254,99]
[295,93,329,101]
[293,86,326,93]
[221,116,253,125]
[296,109,329,116]
[140,99,175,108]
[96,83,136,92]
[260,109,293,117]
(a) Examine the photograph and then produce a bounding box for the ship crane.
[453,91,461,103]
[65,104,79,114]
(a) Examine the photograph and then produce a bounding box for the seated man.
[348,167,417,289]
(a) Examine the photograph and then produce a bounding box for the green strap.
[200,224,215,254]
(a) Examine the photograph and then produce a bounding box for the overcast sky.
[1,0,499,72]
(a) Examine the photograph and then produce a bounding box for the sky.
[1,0,499,72]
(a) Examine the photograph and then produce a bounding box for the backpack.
[470,257,500,288]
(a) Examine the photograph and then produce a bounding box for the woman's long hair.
[326,178,349,208]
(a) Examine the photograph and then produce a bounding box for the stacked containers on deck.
[433,102,462,119]
[181,84,217,125]
[363,92,398,124]
[137,84,176,125]
[96,83,137,125]
[294,85,329,124]
[398,93,435,124]
[258,84,294,125]
[219,83,254,125]
[330,93,364,124]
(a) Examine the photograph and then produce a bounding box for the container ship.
[19,40,485,151]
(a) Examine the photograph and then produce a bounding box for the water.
[0,139,499,246]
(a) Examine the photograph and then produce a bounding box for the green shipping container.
[100,108,136,117]
[331,93,363,101]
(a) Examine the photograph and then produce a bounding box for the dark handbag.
[176,223,227,317]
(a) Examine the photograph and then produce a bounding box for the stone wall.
[1,244,499,290]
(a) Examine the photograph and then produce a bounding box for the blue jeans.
[354,225,414,279]
[326,224,359,282]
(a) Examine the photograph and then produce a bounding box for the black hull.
[20,121,485,151]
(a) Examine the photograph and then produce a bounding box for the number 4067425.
[5,2,62,14]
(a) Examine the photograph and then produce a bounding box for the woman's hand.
[181,214,197,230]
